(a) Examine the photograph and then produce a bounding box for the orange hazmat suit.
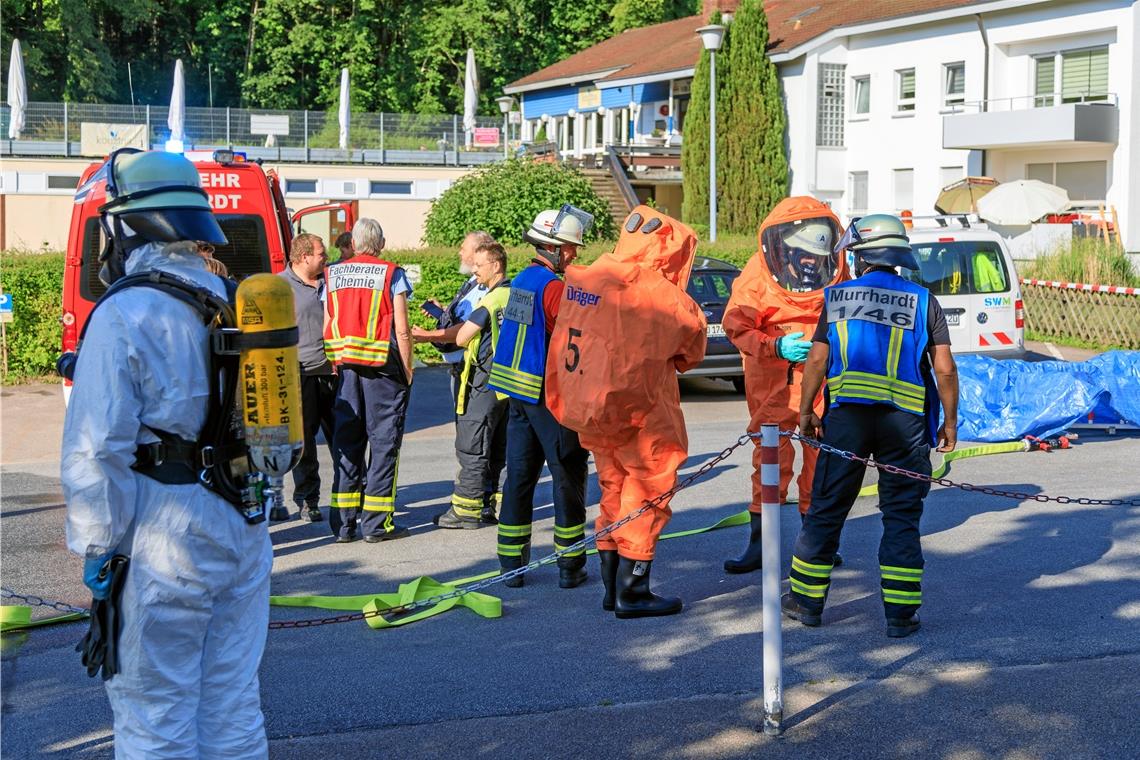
[724,197,846,516]
[547,207,707,560]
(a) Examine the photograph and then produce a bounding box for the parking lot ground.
[2,344,1137,759]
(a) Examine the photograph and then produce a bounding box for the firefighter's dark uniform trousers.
[497,398,589,570]
[452,386,508,517]
[790,404,930,620]
[291,372,337,509]
[330,365,409,540]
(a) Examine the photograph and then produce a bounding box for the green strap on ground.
[0,605,87,632]
[856,441,1027,497]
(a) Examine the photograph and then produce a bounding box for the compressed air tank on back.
[235,273,303,479]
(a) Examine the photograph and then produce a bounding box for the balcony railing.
[946,92,1118,114]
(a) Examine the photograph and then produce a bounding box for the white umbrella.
[168,58,186,146]
[976,179,1070,225]
[463,48,478,148]
[7,39,27,140]
[338,67,350,150]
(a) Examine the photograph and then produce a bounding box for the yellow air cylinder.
[236,273,303,478]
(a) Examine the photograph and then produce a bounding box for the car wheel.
[731,376,746,394]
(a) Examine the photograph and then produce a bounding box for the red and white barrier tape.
[1020,278,1139,296]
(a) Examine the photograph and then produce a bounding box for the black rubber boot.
[599,550,619,611]
[781,592,822,627]
[886,615,921,638]
[479,492,499,525]
[724,512,763,574]
[558,555,588,589]
[501,545,529,588]
[614,557,682,619]
[434,508,483,530]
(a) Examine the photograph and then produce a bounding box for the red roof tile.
[507,0,987,91]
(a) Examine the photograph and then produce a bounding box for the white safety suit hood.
[61,239,272,757]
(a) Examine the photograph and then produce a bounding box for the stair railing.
[604,145,639,213]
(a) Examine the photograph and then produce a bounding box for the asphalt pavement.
[2,342,1137,759]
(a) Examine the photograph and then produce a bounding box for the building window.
[895,68,916,113]
[1034,55,1056,107]
[893,168,914,212]
[940,166,964,189]
[1025,161,1107,200]
[852,76,870,116]
[47,175,81,190]
[1061,46,1108,103]
[943,62,965,108]
[285,179,317,193]
[849,171,869,214]
[370,181,412,195]
[817,63,846,147]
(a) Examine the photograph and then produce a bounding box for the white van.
[904,217,1024,357]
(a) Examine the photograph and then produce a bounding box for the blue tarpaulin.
[955,351,1140,442]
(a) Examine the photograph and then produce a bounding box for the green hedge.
[1,251,65,382]
[0,235,761,382]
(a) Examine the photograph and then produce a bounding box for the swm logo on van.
[984,296,1011,308]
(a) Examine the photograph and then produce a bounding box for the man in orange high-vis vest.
[548,206,707,618]
[722,197,848,574]
[324,218,415,543]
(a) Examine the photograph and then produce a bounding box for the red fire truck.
[61,149,354,401]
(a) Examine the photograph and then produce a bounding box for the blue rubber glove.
[83,554,114,600]
[776,332,812,363]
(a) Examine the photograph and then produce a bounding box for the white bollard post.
[760,423,784,735]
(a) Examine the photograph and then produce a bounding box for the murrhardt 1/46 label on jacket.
[826,286,917,329]
[327,262,389,292]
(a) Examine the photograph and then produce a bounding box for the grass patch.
[1019,238,1140,287]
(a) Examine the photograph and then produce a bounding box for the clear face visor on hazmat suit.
[94,148,227,286]
[611,206,697,289]
[761,216,842,293]
[524,204,593,272]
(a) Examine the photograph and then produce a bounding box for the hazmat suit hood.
[756,197,845,296]
[606,205,698,290]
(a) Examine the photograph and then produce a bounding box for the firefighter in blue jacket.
[489,206,592,588]
[781,214,959,639]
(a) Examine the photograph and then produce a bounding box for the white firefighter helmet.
[524,209,562,247]
[782,220,833,258]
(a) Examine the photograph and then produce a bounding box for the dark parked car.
[684,256,745,392]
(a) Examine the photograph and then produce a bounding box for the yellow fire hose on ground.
[0,440,1032,633]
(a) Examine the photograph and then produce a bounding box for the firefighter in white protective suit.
[61,149,273,759]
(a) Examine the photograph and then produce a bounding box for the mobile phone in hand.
[422,301,445,320]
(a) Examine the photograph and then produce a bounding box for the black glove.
[76,554,130,681]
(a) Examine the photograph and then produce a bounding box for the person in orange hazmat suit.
[547,206,707,619]
[722,196,847,574]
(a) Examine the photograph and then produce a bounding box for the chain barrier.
[266,433,756,629]
[779,430,1140,507]
[1,588,90,615]
[7,428,1136,629]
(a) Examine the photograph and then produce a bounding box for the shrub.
[1,251,65,382]
[422,157,616,246]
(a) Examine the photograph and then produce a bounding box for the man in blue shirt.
[782,214,959,639]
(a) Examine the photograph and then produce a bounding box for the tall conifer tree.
[720,0,788,233]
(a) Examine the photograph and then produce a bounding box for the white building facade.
[775,0,1138,252]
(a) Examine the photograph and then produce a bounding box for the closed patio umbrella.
[7,39,26,140]
[168,58,185,147]
[977,179,1070,226]
[463,48,478,148]
[338,68,350,150]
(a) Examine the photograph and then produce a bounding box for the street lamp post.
[496,95,514,160]
[697,24,725,243]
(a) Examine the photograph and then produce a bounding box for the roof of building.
[506,0,987,92]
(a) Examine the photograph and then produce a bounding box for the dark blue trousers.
[789,404,931,621]
[291,372,337,508]
[497,398,588,571]
[330,366,409,540]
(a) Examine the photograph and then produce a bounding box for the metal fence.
[1022,281,1140,349]
[0,102,517,166]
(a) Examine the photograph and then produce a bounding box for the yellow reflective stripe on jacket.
[792,556,834,578]
[828,371,925,413]
[511,323,527,370]
[488,366,542,400]
[326,336,391,365]
[790,578,829,598]
[887,326,903,380]
[837,320,849,373]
